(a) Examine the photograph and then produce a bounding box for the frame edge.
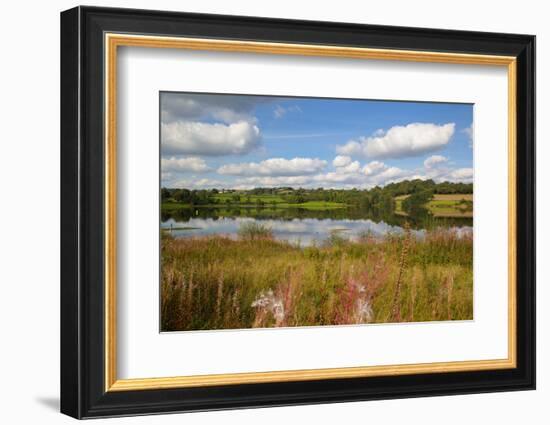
[60,6,83,420]
[61,6,536,418]
[515,34,536,391]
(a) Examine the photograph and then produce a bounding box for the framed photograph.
[60,6,535,419]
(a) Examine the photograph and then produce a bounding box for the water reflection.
[161,206,473,246]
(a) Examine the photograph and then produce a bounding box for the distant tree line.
[161,179,472,211]
[161,188,215,205]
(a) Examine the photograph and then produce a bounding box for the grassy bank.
[161,226,473,331]
[395,194,473,218]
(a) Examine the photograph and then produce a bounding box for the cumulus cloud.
[424,155,448,169]
[332,155,352,167]
[336,122,455,159]
[309,156,471,189]
[336,141,362,157]
[423,163,474,183]
[362,160,386,176]
[218,157,327,177]
[161,92,269,124]
[161,156,211,173]
[159,94,472,190]
[331,155,361,174]
[314,172,362,185]
[375,167,412,181]
[161,172,173,181]
[161,121,261,156]
[446,168,473,181]
[229,159,420,190]
[165,177,230,189]
[235,175,314,188]
[316,162,417,188]
[462,123,474,148]
[337,161,361,174]
[163,156,472,190]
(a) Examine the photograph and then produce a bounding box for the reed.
[390,222,411,321]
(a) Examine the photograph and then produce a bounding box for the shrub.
[237,222,273,240]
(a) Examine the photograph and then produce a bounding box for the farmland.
[395,194,473,218]
[162,197,346,211]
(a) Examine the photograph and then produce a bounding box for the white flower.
[251,290,286,325]
[355,299,373,323]
[251,290,275,308]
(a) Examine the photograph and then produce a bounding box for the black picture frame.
[61,5,535,419]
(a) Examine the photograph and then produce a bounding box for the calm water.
[161,207,473,246]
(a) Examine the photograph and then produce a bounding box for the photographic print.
[160,92,474,332]
[61,9,535,416]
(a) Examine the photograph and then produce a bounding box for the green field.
[162,198,345,211]
[395,194,473,218]
[161,226,473,331]
[161,201,193,211]
[213,192,285,203]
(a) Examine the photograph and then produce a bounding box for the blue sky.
[160,92,473,189]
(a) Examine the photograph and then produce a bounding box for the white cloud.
[424,155,448,169]
[161,156,211,173]
[161,120,261,156]
[231,160,417,190]
[273,105,286,119]
[166,177,230,189]
[162,157,472,191]
[332,155,352,167]
[375,167,410,181]
[236,175,314,187]
[331,155,361,174]
[423,163,473,183]
[338,161,361,174]
[336,141,362,157]
[217,157,327,177]
[161,93,269,124]
[229,156,430,189]
[273,104,302,119]
[315,163,416,188]
[336,122,455,159]
[462,123,474,148]
[446,168,474,181]
[362,161,386,176]
[314,172,362,185]
[164,156,473,190]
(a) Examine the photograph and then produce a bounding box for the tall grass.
[390,222,411,321]
[161,227,473,331]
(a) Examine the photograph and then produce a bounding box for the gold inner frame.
[104,33,517,392]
